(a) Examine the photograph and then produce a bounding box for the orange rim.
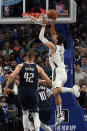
[22,12,43,18]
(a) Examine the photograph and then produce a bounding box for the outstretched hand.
[51,19,56,25]
[42,16,48,27]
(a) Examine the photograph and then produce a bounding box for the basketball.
[47,9,58,20]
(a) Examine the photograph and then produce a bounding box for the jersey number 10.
[39,91,46,101]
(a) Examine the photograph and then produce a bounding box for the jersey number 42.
[24,72,34,83]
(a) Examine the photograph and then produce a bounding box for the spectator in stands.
[75,63,87,85]
[2,41,13,57]
[0,50,3,56]
[0,104,5,130]
[0,33,5,48]
[79,36,87,48]
[13,40,21,53]
[10,60,17,72]
[2,74,9,90]
[37,56,43,66]
[78,79,87,110]
[43,57,52,78]
[16,49,25,64]
[78,47,84,56]
[74,50,82,65]
[81,32,87,47]
[0,81,2,94]
[84,48,87,56]
[3,74,18,109]
[0,56,3,76]
[0,67,9,85]
[10,52,16,61]
[0,94,8,125]
[81,55,87,73]
[3,55,10,66]
[74,39,80,49]
[21,40,27,50]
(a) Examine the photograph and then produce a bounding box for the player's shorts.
[39,104,52,124]
[52,67,67,88]
[18,88,39,112]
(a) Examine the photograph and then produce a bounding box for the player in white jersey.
[39,16,80,126]
[49,43,67,88]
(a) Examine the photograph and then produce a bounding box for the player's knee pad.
[32,112,40,128]
[41,122,52,131]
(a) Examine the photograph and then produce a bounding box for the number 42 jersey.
[19,62,38,90]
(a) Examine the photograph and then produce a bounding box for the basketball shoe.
[54,115,65,126]
[72,84,80,98]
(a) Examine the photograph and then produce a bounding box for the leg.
[22,110,29,131]
[54,85,80,98]
[41,122,52,131]
[22,110,34,131]
[32,112,40,131]
[53,88,64,126]
[52,73,66,126]
[53,88,62,116]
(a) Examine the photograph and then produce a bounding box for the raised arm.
[4,64,22,96]
[37,65,51,87]
[51,19,58,44]
[39,16,56,54]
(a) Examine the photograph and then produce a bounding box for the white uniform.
[49,45,67,88]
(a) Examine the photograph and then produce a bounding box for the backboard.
[0,0,76,24]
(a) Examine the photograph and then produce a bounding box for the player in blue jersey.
[39,16,80,126]
[4,49,51,131]
[27,77,53,131]
[10,77,53,131]
[38,78,52,131]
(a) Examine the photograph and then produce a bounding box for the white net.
[22,13,43,25]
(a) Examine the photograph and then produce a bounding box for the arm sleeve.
[39,26,49,45]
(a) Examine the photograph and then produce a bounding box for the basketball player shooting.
[39,12,80,126]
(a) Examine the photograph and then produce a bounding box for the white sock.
[61,87,73,93]
[41,122,52,131]
[35,128,40,131]
[22,110,29,129]
[24,129,28,131]
[32,112,40,131]
[57,105,62,117]
[22,110,34,131]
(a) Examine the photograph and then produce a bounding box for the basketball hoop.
[22,12,43,25]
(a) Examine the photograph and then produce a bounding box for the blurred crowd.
[0,0,87,130]
[72,0,87,110]
[0,24,52,131]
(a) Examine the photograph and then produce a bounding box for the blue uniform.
[2,103,8,124]
[18,62,39,112]
[37,83,52,124]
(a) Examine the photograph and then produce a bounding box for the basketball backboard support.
[0,0,76,24]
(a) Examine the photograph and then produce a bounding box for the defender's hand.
[51,19,56,25]
[42,16,48,27]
